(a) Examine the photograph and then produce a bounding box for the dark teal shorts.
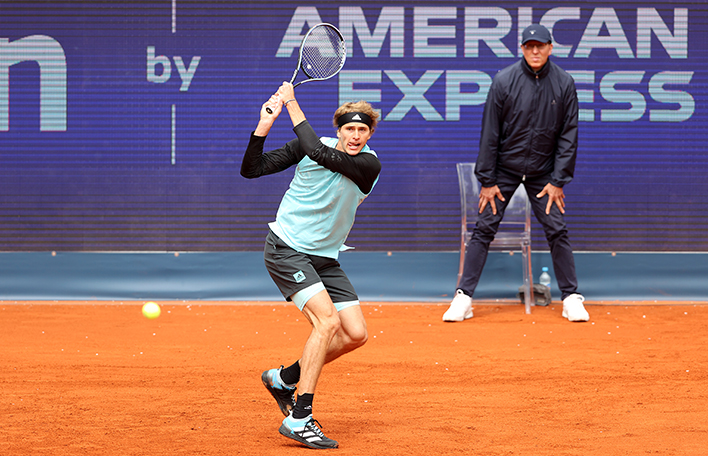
[263,230,359,310]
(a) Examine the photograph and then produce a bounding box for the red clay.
[2,301,707,455]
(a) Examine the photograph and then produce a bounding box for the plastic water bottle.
[539,267,551,289]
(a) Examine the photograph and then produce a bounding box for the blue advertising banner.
[2,1,707,252]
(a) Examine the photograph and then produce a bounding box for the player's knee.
[347,325,368,348]
[317,313,341,338]
[353,330,368,349]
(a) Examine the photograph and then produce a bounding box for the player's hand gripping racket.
[265,23,346,114]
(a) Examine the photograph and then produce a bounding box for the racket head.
[294,23,346,87]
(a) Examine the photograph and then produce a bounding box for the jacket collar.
[521,57,551,79]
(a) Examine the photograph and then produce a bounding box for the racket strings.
[301,27,345,79]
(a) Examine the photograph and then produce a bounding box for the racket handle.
[265,106,274,114]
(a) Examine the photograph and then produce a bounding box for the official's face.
[521,41,553,72]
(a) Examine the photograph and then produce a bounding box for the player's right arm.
[240,136,304,179]
[241,91,306,179]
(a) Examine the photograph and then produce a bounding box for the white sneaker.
[443,290,473,322]
[562,293,589,322]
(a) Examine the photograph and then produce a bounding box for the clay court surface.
[2,301,707,455]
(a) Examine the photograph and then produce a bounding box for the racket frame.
[265,23,346,114]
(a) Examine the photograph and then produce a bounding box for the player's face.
[521,40,553,72]
[336,122,372,156]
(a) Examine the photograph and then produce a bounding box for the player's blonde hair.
[333,100,379,133]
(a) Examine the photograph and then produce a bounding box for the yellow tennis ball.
[142,302,161,319]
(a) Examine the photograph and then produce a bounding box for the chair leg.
[521,244,533,314]
[456,235,466,289]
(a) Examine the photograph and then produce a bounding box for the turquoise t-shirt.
[268,137,378,259]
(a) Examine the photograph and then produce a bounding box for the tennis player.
[241,82,381,449]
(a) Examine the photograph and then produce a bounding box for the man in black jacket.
[443,24,589,323]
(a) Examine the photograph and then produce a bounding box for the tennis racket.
[265,23,346,114]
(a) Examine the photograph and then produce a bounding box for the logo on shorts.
[293,270,306,283]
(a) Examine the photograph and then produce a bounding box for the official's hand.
[479,185,504,215]
[536,183,565,214]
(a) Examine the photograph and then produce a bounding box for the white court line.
[171,104,176,165]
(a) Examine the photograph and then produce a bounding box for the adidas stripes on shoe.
[279,414,339,449]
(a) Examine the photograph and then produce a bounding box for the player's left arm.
[278,82,306,127]
[293,120,381,194]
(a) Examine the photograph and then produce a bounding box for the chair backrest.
[456,162,531,249]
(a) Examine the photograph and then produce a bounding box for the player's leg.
[297,290,341,395]
[261,364,297,417]
[275,271,367,382]
[278,262,364,449]
[310,258,368,362]
[275,287,363,450]
[324,305,367,364]
[525,176,588,322]
[279,290,340,449]
[261,230,328,416]
[260,231,340,448]
[264,304,366,401]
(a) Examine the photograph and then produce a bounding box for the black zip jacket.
[475,57,578,188]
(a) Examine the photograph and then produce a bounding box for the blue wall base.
[0,251,706,302]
